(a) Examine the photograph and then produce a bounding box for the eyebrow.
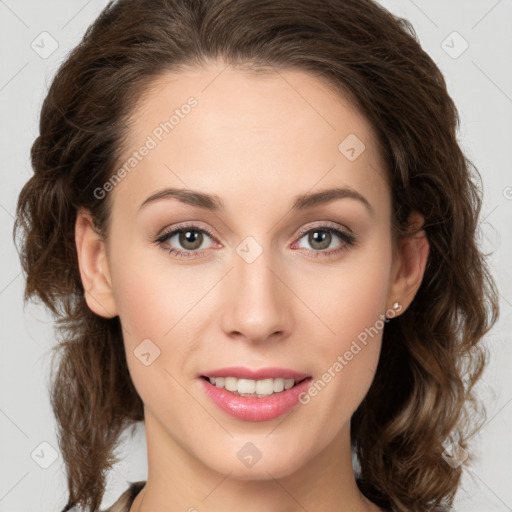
[139,186,374,216]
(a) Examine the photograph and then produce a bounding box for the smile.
[203,376,305,397]
[198,372,313,422]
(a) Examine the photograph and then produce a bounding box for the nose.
[219,244,294,345]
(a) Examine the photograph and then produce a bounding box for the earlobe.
[75,209,118,318]
[387,212,430,315]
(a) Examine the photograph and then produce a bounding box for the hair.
[14,0,499,510]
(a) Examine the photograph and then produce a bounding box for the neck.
[130,409,381,512]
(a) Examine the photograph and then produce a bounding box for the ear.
[386,211,430,315]
[75,209,118,318]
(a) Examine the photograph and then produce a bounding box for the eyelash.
[154,222,357,260]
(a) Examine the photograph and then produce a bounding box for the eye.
[292,224,357,258]
[155,223,218,259]
[154,222,357,260]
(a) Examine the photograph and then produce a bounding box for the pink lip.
[200,366,310,381]
[199,376,313,422]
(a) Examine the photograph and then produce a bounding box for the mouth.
[200,375,311,398]
[198,374,314,422]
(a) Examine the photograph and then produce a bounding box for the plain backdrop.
[0,1,511,511]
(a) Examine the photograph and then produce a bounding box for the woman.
[14,0,499,511]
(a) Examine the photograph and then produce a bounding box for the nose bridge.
[220,237,292,342]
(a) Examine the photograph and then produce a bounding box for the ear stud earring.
[385,301,402,319]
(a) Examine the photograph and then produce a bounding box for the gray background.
[0,1,511,510]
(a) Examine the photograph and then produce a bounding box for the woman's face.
[88,63,409,480]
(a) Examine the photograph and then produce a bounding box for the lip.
[199,375,313,422]
[200,366,311,381]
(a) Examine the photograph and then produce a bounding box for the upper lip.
[200,366,311,381]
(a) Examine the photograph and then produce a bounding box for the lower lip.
[199,377,313,422]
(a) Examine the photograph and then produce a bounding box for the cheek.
[112,268,171,340]
[296,236,392,420]
[107,241,211,396]
[298,233,392,345]
[109,249,197,420]
[108,239,198,341]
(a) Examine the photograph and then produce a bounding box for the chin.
[203,448,305,481]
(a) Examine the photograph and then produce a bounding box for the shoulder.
[101,481,146,512]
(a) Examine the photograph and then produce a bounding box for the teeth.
[207,376,297,396]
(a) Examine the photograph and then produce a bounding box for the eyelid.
[294,220,353,238]
[155,221,218,242]
[155,220,351,244]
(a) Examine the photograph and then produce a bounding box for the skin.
[75,63,429,512]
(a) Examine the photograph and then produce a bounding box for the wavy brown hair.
[14,0,499,510]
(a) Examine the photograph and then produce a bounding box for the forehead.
[112,63,389,216]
